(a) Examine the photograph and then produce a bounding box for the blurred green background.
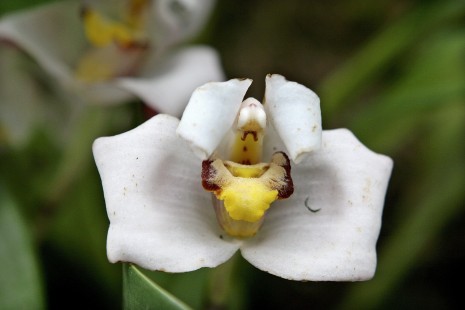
[1,0,464,309]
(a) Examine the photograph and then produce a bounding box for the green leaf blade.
[0,187,45,310]
[123,264,191,310]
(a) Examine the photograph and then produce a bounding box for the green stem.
[34,104,113,242]
[43,105,107,204]
[207,253,240,309]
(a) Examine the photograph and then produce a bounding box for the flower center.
[75,0,150,82]
[201,98,294,237]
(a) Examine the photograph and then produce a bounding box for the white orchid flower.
[93,74,393,281]
[0,0,223,115]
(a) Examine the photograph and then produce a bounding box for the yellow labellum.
[214,199,265,237]
[202,152,293,232]
[217,179,278,222]
[82,9,134,47]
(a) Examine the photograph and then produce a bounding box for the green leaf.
[0,187,45,310]
[0,0,57,15]
[43,105,109,204]
[349,31,465,153]
[123,264,191,310]
[144,268,211,309]
[320,0,465,116]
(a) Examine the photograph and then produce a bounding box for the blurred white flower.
[0,0,223,116]
[93,74,393,281]
[0,45,79,146]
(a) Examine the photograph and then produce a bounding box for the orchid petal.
[0,0,84,84]
[0,46,42,145]
[152,0,216,46]
[117,46,225,116]
[0,46,80,146]
[241,129,393,281]
[93,115,240,272]
[265,74,322,164]
[0,1,134,105]
[177,78,252,159]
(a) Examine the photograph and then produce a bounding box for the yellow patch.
[224,163,267,178]
[214,199,264,238]
[217,179,278,222]
[82,9,134,47]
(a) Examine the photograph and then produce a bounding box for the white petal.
[116,46,225,116]
[93,115,240,272]
[0,0,84,84]
[262,123,287,159]
[0,1,138,105]
[151,0,216,46]
[0,46,82,146]
[177,78,252,159]
[265,74,322,164]
[241,129,393,281]
[71,81,134,105]
[0,46,41,145]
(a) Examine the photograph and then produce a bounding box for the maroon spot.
[274,152,294,199]
[201,160,221,191]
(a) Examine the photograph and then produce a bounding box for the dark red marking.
[241,131,258,141]
[274,152,294,199]
[201,160,221,191]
